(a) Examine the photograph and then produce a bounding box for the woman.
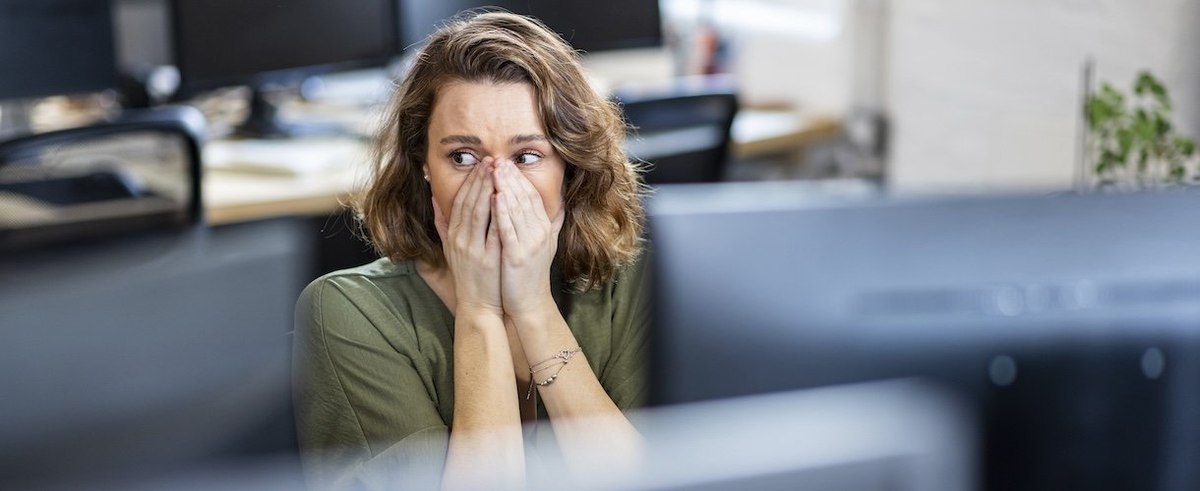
[293,11,650,490]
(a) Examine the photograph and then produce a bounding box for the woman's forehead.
[429,80,545,137]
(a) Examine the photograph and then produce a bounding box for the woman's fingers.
[449,159,483,232]
[486,197,501,248]
[435,159,504,317]
[492,161,524,218]
[432,196,449,242]
[447,157,493,247]
[496,160,541,228]
[492,158,515,194]
[467,158,496,247]
[449,158,563,251]
[492,182,521,247]
[507,162,544,222]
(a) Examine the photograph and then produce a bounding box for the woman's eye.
[515,152,542,165]
[450,151,479,166]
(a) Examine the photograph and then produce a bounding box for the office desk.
[203,109,841,226]
[203,136,368,225]
[204,166,361,225]
[732,110,841,157]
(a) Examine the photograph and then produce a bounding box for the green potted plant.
[1086,71,1197,190]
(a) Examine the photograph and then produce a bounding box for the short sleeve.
[599,251,653,410]
[292,276,448,490]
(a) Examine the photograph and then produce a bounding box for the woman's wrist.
[506,294,567,353]
[455,303,506,327]
[505,292,558,325]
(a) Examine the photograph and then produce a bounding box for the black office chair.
[0,106,204,250]
[0,107,311,488]
[615,78,739,185]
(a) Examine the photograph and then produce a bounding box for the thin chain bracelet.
[530,347,582,372]
[526,347,582,400]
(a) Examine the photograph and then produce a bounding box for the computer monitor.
[0,0,119,136]
[520,0,663,53]
[400,0,662,53]
[648,182,1200,490]
[170,0,399,137]
[0,218,312,489]
[370,378,977,491]
[0,0,118,101]
[597,380,977,491]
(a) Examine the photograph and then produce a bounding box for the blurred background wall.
[886,0,1200,193]
[656,0,1200,192]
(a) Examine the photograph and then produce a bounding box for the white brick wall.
[886,0,1200,193]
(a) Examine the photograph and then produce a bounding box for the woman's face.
[424,80,566,222]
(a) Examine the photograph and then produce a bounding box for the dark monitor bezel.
[531,1,663,53]
[167,0,401,98]
[399,1,663,54]
[0,0,119,101]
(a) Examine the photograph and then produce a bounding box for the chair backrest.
[0,106,204,250]
[616,79,738,185]
[0,107,310,488]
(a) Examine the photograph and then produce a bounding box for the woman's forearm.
[442,311,524,490]
[511,304,644,477]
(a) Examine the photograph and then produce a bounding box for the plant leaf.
[1100,83,1125,108]
[1135,71,1170,108]
[1087,97,1115,131]
[1133,109,1157,142]
[1097,149,1124,174]
[1116,128,1134,159]
[1169,165,1185,182]
[1156,117,1172,139]
[1183,138,1196,157]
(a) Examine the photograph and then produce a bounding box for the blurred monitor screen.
[648,182,1200,490]
[401,0,662,53]
[0,218,311,489]
[0,0,118,100]
[619,380,976,491]
[171,0,398,94]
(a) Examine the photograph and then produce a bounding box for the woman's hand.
[433,157,504,318]
[491,158,565,318]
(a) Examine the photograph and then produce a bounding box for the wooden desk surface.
[204,166,362,225]
[732,109,842,157]
[203,109,841,225]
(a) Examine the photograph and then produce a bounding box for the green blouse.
[292,254,651,489]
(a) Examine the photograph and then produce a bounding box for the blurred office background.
[3,1,1200,489]
[5,1,1197,191]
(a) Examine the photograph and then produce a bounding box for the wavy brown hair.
[353,11,645,290]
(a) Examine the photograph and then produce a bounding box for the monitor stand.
[232,86,346,139]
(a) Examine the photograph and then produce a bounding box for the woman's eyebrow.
[511,134,548,144]
[439,135,481,145]
[438,134,547,145]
